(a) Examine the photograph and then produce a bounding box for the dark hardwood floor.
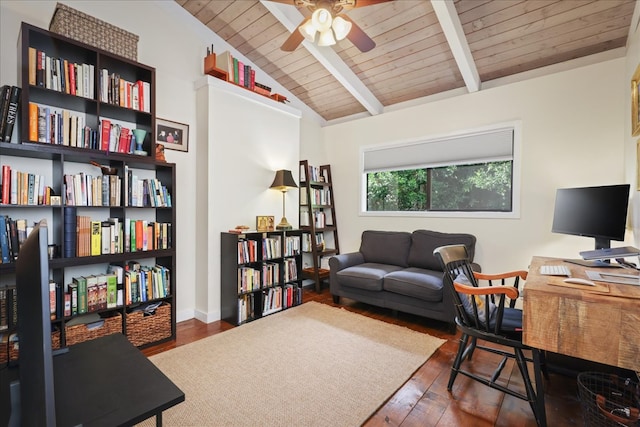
[143,287,585,426]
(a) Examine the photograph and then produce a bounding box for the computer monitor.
[551,184,630,250]
[14,219,56,426]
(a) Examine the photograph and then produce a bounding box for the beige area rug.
[143,301,445,427]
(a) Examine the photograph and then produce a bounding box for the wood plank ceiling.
[177,0,637,124]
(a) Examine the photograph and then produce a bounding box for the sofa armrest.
[329,252,365,272]
[329,252,365,296]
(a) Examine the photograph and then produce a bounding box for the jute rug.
[142,301,445,426]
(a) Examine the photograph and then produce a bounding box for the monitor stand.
[564,259,622,268]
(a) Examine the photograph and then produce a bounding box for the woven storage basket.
[5,330,61,362]
[49,2,139,61]
[65,312,122,346]
[578,372,640,427]
[126,303,171,347]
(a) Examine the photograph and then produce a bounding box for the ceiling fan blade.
[346,0,394,9]
[341,15,375,52]
[267,0,298,5]
[281,19,308,51]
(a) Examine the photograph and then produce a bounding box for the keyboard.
[539,265,571,276]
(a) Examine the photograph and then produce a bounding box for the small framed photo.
[156,118,189,152]
[256,215,275,232]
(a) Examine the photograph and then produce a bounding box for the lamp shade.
[270,169,298,191]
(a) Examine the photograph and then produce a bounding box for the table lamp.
[270,169,298,230]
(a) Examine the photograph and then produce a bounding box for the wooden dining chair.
[433,244,547,427]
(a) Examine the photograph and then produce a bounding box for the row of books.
[216,51,257,91]
[124,262,171,304]
[237,238,258,264]
[237,293,255,324]
[0,286,17,331]
[236,283,301,324]
[75,216,172,258]
[64,173,121,207]
[99,71,151,113]
[284,235,301,257]
[100,119,141,154]
[29,47,94,99]
[236,235,301,264]
[301,164,326,183]
[301,232,325,252]
[1,165,53,206]
[237,261,282,293]
[283,258,298,282]
[0,85,20,142]
[0,216,31,264]
[65,273,118,317]
[262,283,300,315]
[28,102,97,147]
[305,188,331,206]
[125,168,172,208]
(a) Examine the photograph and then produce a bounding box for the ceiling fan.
[268,0,392,52]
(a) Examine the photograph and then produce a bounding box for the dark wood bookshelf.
[220,230,304,325]
[0,22,176,356]
[299,161,340,292]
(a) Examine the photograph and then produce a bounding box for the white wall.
[322,58,630,274]
[194,77,301,322]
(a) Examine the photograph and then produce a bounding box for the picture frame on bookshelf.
[256,215,274,232]
[633,63,640,137]
[156,118,189,152]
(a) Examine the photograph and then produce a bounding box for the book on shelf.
[0,86,12,140]
[2,85,21,142]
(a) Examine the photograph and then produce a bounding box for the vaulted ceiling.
[177,0,638,124]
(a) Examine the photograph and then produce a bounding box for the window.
[362,124,520,218]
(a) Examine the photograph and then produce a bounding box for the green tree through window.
[367,161,512,212]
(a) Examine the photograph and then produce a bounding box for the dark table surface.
[1,333,184,426]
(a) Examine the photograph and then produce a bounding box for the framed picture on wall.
[156,118,189,152]
[632,64,640,137]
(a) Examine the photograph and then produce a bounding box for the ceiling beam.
[431,0,481,93]
[260,0,384,116]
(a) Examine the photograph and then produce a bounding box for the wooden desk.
[523,257,640,371]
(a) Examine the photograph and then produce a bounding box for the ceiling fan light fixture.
[299,19,317,42]
[317,28,336,46]
[332,16,352,41]
[311,7,333,32]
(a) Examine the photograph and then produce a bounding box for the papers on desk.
[585,270,640,286]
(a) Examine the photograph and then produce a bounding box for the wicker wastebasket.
[577,372,640,427]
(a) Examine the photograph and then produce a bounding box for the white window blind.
[363,127,514,172]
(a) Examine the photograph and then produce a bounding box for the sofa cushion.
[408,230,477,271]
[359,230,411,267]
[336,263,404,291]
[383,267,444,302]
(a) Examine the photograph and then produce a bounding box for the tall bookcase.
[0,23,176,358]
[220,230,303,325]
[298,161,340,292]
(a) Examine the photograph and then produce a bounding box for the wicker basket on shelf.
[5,330,61,362]
[126,303,171,347]
[65,312,122,346]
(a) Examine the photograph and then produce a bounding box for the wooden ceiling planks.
[178,0,637,122]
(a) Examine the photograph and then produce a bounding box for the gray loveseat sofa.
[329,230,479,327]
